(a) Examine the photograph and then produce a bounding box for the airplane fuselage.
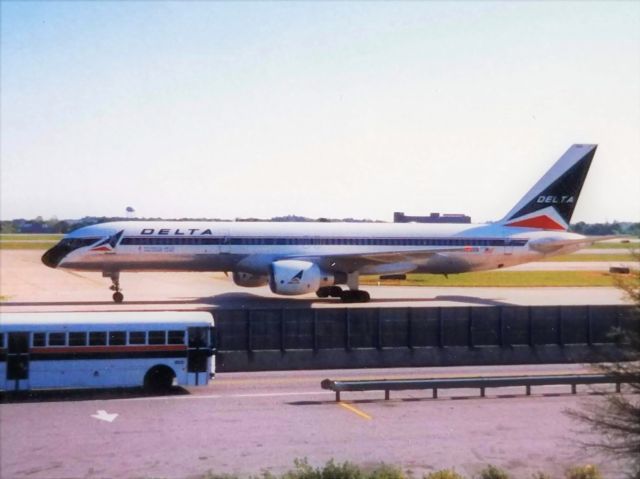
[47,220,585,276]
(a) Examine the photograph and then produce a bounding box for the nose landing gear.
[104,271,124,303]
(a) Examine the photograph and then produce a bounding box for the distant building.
[393,212,471,224]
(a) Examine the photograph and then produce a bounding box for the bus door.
[6,332,29,391]
[187,327,211,386]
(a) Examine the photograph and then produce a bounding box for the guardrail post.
[480,386,485,398]
[336,391,340,402]
[385,390,390,400]
[432,388,438,399]
[616,382,621,393]
[526,385,531,396]
[571,384,577,394]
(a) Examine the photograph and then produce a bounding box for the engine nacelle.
[269,260,334,296]
[232,271,269,288]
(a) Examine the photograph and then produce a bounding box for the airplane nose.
[41,243,68,268]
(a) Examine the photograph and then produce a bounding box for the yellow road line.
[339,401,372,420]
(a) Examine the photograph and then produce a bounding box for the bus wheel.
[144,365,175,391]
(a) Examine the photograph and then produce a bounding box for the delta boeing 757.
[43,144,613,303]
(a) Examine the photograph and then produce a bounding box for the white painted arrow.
[91,410,118,423]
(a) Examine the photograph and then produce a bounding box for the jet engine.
[269,260,334,295]
[232,271,269,287]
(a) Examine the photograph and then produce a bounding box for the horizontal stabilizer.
[528,235,625,254]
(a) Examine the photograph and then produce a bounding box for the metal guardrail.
[321,373,630,401]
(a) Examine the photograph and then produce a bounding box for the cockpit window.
[42,236,102,268]
[59,238,100,249]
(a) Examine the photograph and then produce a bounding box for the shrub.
[281,458,364,479]
[368,464,407,479]
[476,465,509,479]
[564,465,603,479]
[424,469,465,479]
[530,473,552,479]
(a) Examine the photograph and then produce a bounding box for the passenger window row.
[121,237,528,247]
[30,330,185,347]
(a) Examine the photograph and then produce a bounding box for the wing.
[294,247,474,272]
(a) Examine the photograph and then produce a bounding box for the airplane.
[43,144,614,303]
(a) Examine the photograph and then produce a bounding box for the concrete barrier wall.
[213,305,637,372]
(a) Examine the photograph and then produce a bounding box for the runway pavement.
[0,364,630,479]
[0,250,633,312]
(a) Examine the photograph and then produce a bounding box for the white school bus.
[0,311,216,392]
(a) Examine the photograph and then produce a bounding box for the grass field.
[0,241,58,250]
[361,271,625,287]
[0,234,62,249]
[587,241,639,249]
[540,253,637,262]
[0,234,63,241]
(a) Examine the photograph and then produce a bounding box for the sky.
[1,1,639,224]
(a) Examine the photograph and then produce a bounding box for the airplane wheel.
[328,286,343,297]
[316,287,330,298]
[113,292,124,303]
[340,290,370,303]
[357,290,370,302]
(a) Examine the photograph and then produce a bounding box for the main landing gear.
[104,271,124,303]
[316,272,371,303]
[316,286,371,303]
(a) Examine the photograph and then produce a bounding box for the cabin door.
[504,238,515,256]
[6,332,29,391]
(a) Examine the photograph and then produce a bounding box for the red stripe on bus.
[31,345,188,354]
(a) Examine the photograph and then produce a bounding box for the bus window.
[148,330,166,345]
[33,333,45,347]
[188,327,208,348]
[69,332,87,346]
[49,332,66,346]
[8,333,29,353]
[168,330,184,344]
[109,331,126,346]
[89,332,107,346]
[129,331,146,345]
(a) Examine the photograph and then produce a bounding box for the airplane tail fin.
[498,144,597,231]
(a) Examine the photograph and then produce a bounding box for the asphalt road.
[0,364,629,479]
